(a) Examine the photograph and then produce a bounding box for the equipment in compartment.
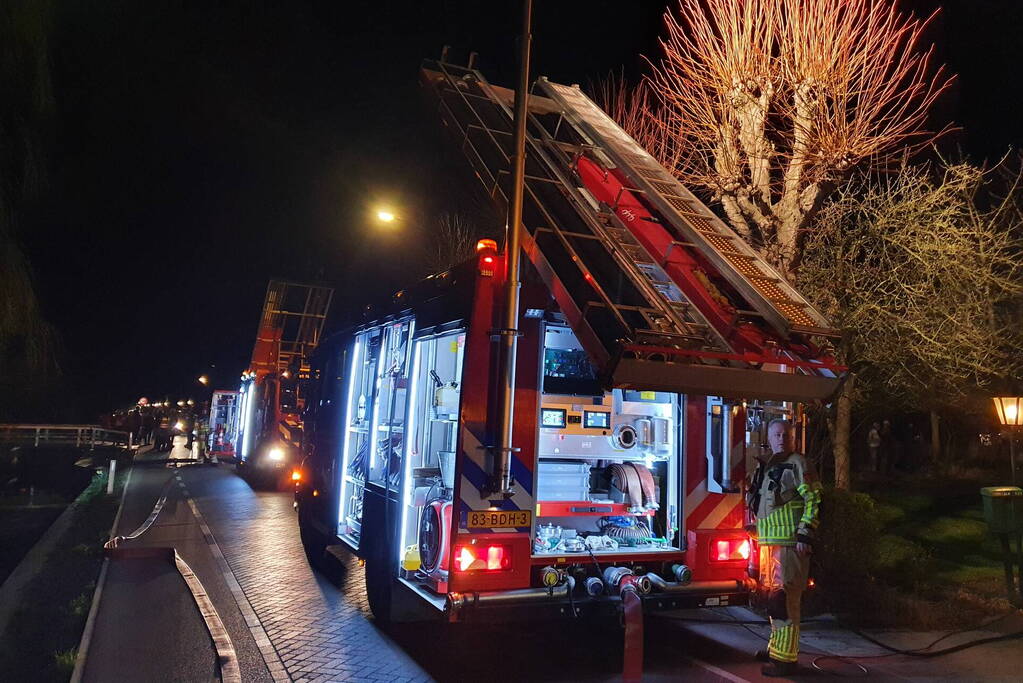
[536,460,591,501]
[599,516,657,547]
[607,462,659,512]
[419,498,452,574]
[431,369,460,420]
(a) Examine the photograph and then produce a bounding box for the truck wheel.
[364,554,393,624]
[297,502,326,563]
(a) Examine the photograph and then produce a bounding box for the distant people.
[880,419,893,474]
[154,418,171,451]
[127,409,142,445]
[867,422,882,472]
[196,420,210,462]
[141,411,155,445]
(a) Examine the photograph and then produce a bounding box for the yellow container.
[402,544,421,571]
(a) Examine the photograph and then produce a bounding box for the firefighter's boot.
[761,658,798,677]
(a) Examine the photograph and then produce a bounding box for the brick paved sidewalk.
[184,468,432,683]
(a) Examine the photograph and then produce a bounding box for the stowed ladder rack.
[420,58,840,401]
[420,61,731,366]
[535,79,832,339]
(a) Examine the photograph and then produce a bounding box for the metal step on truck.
[293,55,843,624]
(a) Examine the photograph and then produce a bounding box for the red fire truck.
[235,280,333,486]
[207,389,240,458]
[294,57,842,624]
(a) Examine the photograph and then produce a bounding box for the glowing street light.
[198,374,209,385]
[376,209,396,223]
[993,397,1023,484]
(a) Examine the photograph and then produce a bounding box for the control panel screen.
[543,347,601,396]
[583,410,610,429]
[540,408,567,428]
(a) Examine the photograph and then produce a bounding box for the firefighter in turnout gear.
[747,418,822,677]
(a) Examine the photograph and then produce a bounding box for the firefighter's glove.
[795,541,812,557]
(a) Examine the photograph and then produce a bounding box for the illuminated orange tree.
[622,0,951,280]
[599,0,956,488]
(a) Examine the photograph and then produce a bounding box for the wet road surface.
[88,443,766,682]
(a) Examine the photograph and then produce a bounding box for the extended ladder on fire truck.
[249,280,333,445]
[420,58,841,401]
[251,280,334,380]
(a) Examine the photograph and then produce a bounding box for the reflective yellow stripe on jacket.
[756,500,804,546]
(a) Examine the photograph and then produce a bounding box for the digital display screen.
[540,408,567,428]
[583,411,610,429]
[543,347,602,396]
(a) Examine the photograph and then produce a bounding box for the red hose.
[622,588,644,682]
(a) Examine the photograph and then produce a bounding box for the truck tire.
[299,520,327,564]
[364,553,393,624]
[297,502,327,564]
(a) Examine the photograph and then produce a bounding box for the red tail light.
[712,537,751,562]
[476,239,498,277]
[453,544,512,572]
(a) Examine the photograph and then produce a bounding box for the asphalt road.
[84,440,771,682]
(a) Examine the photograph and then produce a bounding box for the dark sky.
[21,0,1023,416]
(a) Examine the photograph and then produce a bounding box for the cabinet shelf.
[537,453,668,463]
[535,500,655,517]
[531,545,679,560]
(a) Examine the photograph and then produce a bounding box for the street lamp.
[993,396,1023,484]
[198,374,209,386]
[376,209,396,223]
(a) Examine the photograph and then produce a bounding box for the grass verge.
[0,469,125,682]
[826,472,1021,628]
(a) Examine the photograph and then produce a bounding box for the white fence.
[0,424,131,449]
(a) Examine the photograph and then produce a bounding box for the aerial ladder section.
[248,280,334,444]
[420,58,841,401]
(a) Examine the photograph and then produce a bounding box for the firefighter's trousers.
[758,543,810,663]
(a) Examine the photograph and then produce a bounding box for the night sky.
[20,0,1023,417]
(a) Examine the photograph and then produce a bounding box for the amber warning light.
[476,239,498,276]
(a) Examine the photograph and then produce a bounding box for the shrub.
[53,649,76,677]
[812,487,883,613]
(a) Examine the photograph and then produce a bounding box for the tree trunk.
[930,410,941,461]
[833,375,855,490]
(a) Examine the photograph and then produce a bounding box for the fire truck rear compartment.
[532,325,681,561]
[389,323,750,614]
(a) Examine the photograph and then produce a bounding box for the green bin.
[980,486,1023,534]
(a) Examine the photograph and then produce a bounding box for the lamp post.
[993,396,1022,484]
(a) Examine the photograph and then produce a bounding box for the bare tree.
[630,0,952,279]
[598,0,954,487]
[424,211,481,275]
[800,160,1023,476]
